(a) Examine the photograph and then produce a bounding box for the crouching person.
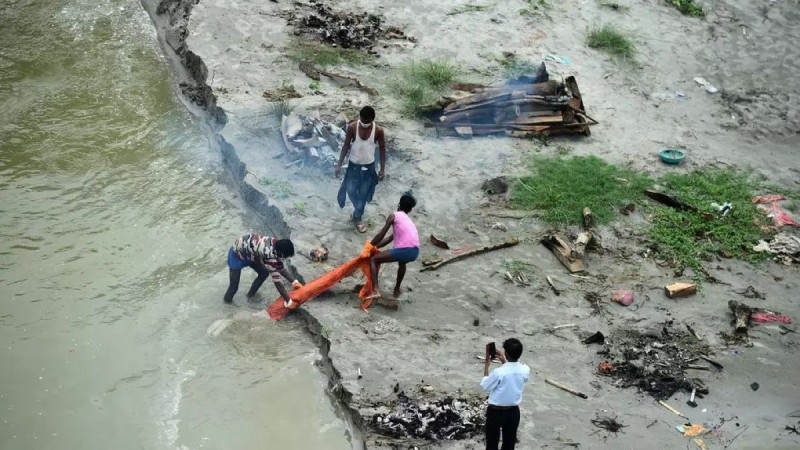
[223,234,301,307]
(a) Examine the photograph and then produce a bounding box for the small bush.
[586,25,636,59]
[392,60,460,117]
[267,100,295,120]
[519,0,550,16]
[668,0,704,17]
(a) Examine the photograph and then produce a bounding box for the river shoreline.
[144,0,800,449]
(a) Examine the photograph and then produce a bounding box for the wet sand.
[154,0,799,448]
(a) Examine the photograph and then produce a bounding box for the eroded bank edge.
[139,0,366,447]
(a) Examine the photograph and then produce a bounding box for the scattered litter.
[429,234,450,249]
[751,311,792,324]
[694,437,707,450]
[545,53,570,64]
[371,394,484,440]
[752,232,800,265]
[287,1,411,51]
[598,361,616,374]
[489,222,508,231]
[310,247,329,262]
[750,382,759,391]
[693,77,719,94]
[710,201,733,215]
[596,327,710,399]
[611,289,634,306]
[752,195,800,228]
[665,282,697,299]
[584,331,605,345]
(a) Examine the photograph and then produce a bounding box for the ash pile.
[427,64,597,138]
[287,0,410,52]
[280,112,345,171]
[596,324,712,400]
[371,394,486,441]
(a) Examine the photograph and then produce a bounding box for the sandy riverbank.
[150,0,799,448]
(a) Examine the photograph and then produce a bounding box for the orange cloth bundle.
[267,242,379,320]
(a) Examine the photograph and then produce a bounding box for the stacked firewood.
[429,75,596,138]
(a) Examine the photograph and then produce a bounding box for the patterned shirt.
[232,234,285,276]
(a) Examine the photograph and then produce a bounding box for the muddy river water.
[0,0,351,448]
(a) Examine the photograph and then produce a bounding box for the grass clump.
[449,2,495,15]
[668,0,704,17]
[499,55,539,78]
[258,177,293,198]
[392,60,460,117]
[267,100,295,120]
[648,170,770,275]
[520,0,550,15]
[512,156,651,225]
[597,1,629,11]
[287,41,372,67]
[586,25,636,59]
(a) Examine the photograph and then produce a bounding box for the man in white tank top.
[335,106,387,233]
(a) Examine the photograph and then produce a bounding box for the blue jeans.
[338,162,377,222]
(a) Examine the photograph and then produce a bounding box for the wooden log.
[583,208,594,229]
[659,400,689,419]
[699,355,724,370]
[728,300,753,333]
[319,69,378,96]
[298,61,321,80]
[508,114,564,125]
[545,379,588,399]
[570,231,593,259]
[420,238,519,271]
[541,234,585,273]
[665,282,697,298]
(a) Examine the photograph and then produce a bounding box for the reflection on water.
[0,0,350,448]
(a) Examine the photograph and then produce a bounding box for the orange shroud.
[267,242,379,320]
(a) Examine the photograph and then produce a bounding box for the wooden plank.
[665,282,697,298]
[541,234,584,273]
[508,114,564,125]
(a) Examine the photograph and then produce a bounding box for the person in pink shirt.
[367,193,419,304]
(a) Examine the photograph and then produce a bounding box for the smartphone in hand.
[487,342,497,360]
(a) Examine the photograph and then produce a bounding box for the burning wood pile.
[428,65,597,138]
[280,112,345,171]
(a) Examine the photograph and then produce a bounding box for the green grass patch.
[391,59,461,117]
[512,156,652,225]
[511,156,779,278]
[287,41,372,67]
[668,0,704,17]
[586,25,636,59]
[648,170,770,275]
[267,100,295,121]
[597,1,629,11]
[258,177,293,198]
[519,0,550,15]
[449,2,495,15]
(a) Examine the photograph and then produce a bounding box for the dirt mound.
[371,394,485,441]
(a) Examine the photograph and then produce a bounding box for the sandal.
[355,221,368,233]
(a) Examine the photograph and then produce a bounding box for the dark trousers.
[223,264,270,303]
[485,405,520,450]
[341,163,376,222]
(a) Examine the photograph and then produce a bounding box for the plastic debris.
[752,312,792,324]
[693,77,719,94]
[599,361,616,374]
[752,195,800,227]
[611,288,634,306]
